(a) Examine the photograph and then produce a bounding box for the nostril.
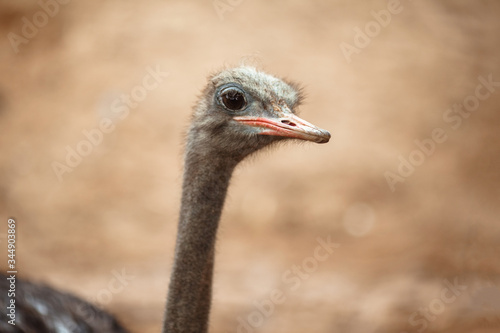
[281,120,296,127]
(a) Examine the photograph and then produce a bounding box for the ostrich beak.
[233,113,331,144]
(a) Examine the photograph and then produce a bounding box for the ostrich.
[0,66,330,332]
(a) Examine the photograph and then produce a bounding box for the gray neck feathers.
[163,144,238,333]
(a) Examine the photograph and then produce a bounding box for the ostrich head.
[187,66,331,162]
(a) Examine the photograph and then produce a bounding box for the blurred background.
[1,0,499,332]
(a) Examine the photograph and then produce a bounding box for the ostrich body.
[0,66,330,333]
[0,276,127,332]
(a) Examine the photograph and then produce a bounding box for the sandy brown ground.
[1,1,500,332]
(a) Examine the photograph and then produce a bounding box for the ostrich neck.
[163,148,238,333]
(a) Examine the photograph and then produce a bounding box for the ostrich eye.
[219,87,247,111]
